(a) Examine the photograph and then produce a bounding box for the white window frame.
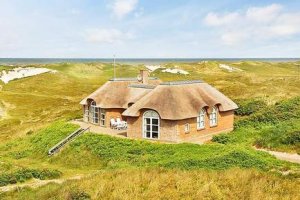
[89,101,99,124]
[184,123,190,133]
[197,109,206,130]
[100,108,106,127]
[84,106,89,122]
[143,110,160,139]
[210,106,218,127]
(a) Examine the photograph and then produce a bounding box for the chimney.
[139,70,149,84]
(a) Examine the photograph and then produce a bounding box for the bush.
[0,168,62,186]
[254,122,300,153]
[235,99,266,116]
[235,97,300,128]
[281,131,300,145]
[212,134,231,144]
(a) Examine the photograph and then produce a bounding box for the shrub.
[235,99,266,116]
[212,134,231,144]
[254,122,300,153]
[235,97,300,128]
[281,131,300,145]
[0,168,62,186]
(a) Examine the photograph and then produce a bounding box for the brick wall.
[81,106,125,128]
[126,109,234,142]
[177,110,234,140]
[104,108,126,127]
[126,110,179,142]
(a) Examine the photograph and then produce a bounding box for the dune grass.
[1,61,300,199]
[1,168,299,200]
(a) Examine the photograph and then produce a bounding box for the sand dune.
[0,67,56,84]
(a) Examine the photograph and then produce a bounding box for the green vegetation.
[235,97,300,128]
[255,124,300,154]
[0,169,62,186]
[235,99,266,116]
[0,61,300,199]
[213,97,300,154]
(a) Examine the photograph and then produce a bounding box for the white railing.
[48,127,90,155]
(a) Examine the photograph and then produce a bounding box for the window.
[89,101,99,124]
[100,108,106,126]
[184,123,190,133]
[143,110,160,139]
[197,109,206,129]
[210,106,218,127]
[84,106,89,122]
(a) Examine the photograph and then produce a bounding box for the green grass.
[0,121,297,173]
[1,61,300,199]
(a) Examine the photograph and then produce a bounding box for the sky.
[1,0,300,58]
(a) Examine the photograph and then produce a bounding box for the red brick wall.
[104,108,126,127]
[82,106,125,128]
[177,110,234,140]
[126,110,234,142]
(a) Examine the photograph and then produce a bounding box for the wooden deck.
[71,120,127,138]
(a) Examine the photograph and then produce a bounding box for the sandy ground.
[219,64,243,72]
[255,147,300,164]
[0,67,56,84]
[145,65,162,72]
[162,68,189,75]
[145,65,189,75]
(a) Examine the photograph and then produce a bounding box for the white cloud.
[203,4,300,45]
[204,12,240,26]
[246,4,282,22]
[85,28,134,44]
[111,0,138,19]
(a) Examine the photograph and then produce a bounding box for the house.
[80,70,238,142]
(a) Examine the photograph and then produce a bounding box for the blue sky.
[1,0,300,58]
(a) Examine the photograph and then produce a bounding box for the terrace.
[71,119,127,138]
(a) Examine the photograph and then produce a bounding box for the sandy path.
[255,147,300,164]
[0,175,83,193]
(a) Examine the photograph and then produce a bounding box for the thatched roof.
[80,77,160,109]
[122,80,238,120]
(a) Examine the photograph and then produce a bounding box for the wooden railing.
[48,127,90,156]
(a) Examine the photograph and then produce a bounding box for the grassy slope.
[0,61,300,199]
[2,169,300,200]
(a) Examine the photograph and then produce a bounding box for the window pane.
[152,126,158,132]
[146,125,151,131]
[146,131,151,138]
[152,132,158,138]
[146,118,150,124]
[152,119,158,125]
